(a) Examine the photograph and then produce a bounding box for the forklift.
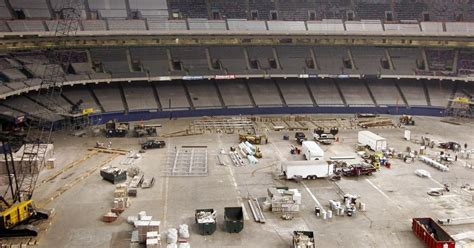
[0,141,50,237]
[399,115,415,125]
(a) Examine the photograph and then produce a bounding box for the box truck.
[358,131,387,151]
[301,141,324,160]
[281,160,334,180]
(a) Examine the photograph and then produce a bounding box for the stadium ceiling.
[0,32,473,51]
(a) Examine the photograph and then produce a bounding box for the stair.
[304,79,317,106]
[181,81,195,110]
[421,80,431,106]
[446,81,458,109]
[151,83,163,110]
[88,86,105,113]
[273,80,287,107]
[213,81,226,108]
[118,83,129,114]
[394,80,409,106]
[333,79,347,106]
[363,80,378,106]
[244,79,257,107]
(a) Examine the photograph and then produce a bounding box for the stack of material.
[112,197,130,213]
[178,224,190,240]
[100,166,127,184]
[293,231,315,248]
[267,188,301,213]
[114,183,128,197]
[166,228,178,244]
[128,174,145,196]
[142,177,155,188]
[136,220,160,243]
[229,151,245,167]
[357,118,394,128]
[419,156,450,171]
[102,212,118,223]
[146,231,160,248]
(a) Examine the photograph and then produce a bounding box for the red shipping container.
[412,218,455,248]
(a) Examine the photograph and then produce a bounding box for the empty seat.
[0,0,12,19]
[227,19,266,31]
[10,0,51,18]
[397,80,428,106]
[209,0,246,19]
[7,20,46,32]
[147,19,187,30]
[81,20,107,31]
[107,19,147,31]
[277,79,313,106]
[122,82,158,111]
[388,48,421,75]
[129,0,168,18]
[338,79,374,106]
[247,80,282,107]
[186,81,222,108]
[209,46,247,74]
[88,0,128,19]
[216,79,253,107]
[277,46,314,74]
[155,81,190,110]
[130,47,169,76]
[307,79,344,106]
[92,83,125,112]
[170,47,210,75]
[168,0,208,18]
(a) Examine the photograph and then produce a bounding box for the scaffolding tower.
[13,0,83,203]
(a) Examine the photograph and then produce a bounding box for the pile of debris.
[195,209,217,235]
[328,194,363,217]
[293,231,315,248]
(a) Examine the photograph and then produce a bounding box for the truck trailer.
[358,131,387,151]
[301,141,324,160]
[282,160,334,180]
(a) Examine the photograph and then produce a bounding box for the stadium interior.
[0,0,473,248]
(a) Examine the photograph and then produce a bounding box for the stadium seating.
[425,80,454,107]
[248,0,275,20]
[62,85,102,113]
[457,50,474,76]
[209,0,246,19]
[88,0,128,19]
[276,79,314,106]
[209,46,247,74]
[425,49,455,71]
[354,1,391,20]
[246,46,280,73]
[170,47,210,75]
[129,47,170,77]
[122,82,158,111]
[278,0,313,21]
[247,80,283,107]
[393,0,427,20]
[91,83,125,112]
[366,79,404,106]
[185,81,222,109]
[128,0,168,19]
[276,46,315,74]
[215,79,253,108]
[337,79,374,106]
[9,0,51,19]
[168,0,208,18]
[397,80,428,106]
[351,47,385,75]
[388,48,421,75]
[155,81,191,110]
[306,79,344,106]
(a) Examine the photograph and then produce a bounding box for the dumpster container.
[224,207,244,233]
[195,208,217,235]
[412,218,455,248]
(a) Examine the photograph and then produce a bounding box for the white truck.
[358,131,387,151]
[281,160,334,180]
[301,141,324,160]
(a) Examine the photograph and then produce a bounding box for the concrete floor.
[25,115,474,248]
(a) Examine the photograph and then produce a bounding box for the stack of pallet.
[112,183,130,214]
[267,188,301,213]
[357,118,394,128]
